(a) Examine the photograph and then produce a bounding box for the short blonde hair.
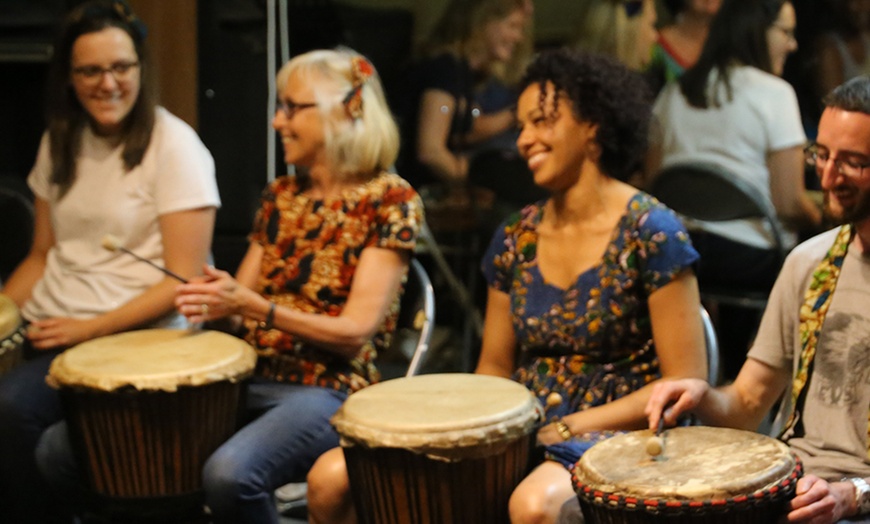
[276,48,400,180]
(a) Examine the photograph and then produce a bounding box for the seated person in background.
[571,0,659,72]
[646,76,870,524]
[813,0,870,110]
[0,1,219,522]
[648,0,822,293]
[646,0,722,94]
[37,48,422,524]
[305,48,707,524]
[397,0,531,191]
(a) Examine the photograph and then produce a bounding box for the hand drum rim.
[572,426,802,515]
[332,373,542,461]
[47,328,257,392]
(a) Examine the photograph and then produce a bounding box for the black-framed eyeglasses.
[72,60,139,85]
[277,98,317,119]
[804,143,870,179]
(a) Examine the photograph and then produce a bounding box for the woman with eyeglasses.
[646,0,823,379]
[165,48,418,523]
[0,1,219,522]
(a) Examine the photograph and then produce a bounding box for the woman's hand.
[644,378,710,430]
[27,317,101,350]
[175,265,261,323]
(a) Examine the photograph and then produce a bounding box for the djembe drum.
[572,426,802,523]
[0,294,25,375]
[332,373,542,524]
[47,329,256,517]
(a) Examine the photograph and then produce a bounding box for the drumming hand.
[784,475,853,524]
[175,265,259,323]
[644,379,709,431]
[27,317,99,350]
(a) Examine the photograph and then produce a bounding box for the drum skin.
[332,373,542,524]
[0,294,24,375]
[48,329,256,500]
[572,426,803,523]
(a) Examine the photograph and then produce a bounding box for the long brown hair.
[45,0,157,197]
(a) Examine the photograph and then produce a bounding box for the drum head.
[574,426,796,501]
[0,294,21,340]
[48,329,256,392]
[333,373,541,460]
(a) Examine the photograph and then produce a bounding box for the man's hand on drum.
[644,378,709,430]
[175,265,260,324]
[27,317,101,350]
[783,475,855,524]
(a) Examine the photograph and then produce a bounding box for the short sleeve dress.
[482,192,699,465]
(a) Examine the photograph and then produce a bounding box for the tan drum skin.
[572,426,802,523]
[0,294,25,375]
[333,373,543,524]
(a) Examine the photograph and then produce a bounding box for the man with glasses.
[645,75,870,524]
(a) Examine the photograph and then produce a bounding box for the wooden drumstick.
[101,234,188,283]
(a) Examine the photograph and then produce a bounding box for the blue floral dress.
[482,192,699,467]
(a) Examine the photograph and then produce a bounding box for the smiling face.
[515,81,598,192]
[766,1,798,77]
[70,27,141,136]
[483,8,527,63]
[272,70,327,169]
[816,107,870,225]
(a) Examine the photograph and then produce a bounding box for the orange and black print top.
[244,172,422,393]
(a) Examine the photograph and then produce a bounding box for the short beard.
[824,188,870,225]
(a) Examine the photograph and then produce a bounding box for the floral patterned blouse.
[482,192,698,422]
[243,172,422,394]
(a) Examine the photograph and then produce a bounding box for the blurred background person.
[0,1,219,522]
[646,0,722,94]
[646,0,822,380]
[571,0,659,72]
[813,0,870,109]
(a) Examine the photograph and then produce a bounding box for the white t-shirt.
[750,228,870,481]
[651,66,806,248]
[22,107,220,325]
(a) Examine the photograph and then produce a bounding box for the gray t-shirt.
[750,228,870,481]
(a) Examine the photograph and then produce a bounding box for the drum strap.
[782,224,854,444]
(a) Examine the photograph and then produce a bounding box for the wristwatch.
[847,477,870,515]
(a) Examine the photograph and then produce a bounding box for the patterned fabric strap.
[782,225,854,440]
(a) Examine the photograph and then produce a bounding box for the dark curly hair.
[518,48,653,182]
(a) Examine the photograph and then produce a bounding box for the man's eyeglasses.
[278,98,317,120]
[72,61,139,85]
[804,144,870,179]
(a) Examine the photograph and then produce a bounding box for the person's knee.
[509,481,553,524]
[202,449,261,500]
[307,448,351,520]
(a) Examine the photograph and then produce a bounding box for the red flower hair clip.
[343,55,374,120]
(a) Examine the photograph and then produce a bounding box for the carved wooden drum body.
[572,426,802,523]
[332,373,542,524]
[48,329,256,501]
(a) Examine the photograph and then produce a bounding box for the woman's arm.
[541,271,707,441]
[768,145,822,231]
[177,246,411,360]
[475,287,517,378]
[464,107,515,145]
[2,197,53,306]
[417,89,469,183]
[27,206,215,349]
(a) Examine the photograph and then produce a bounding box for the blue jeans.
[38,378,346,524]
[0,347,70,524]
